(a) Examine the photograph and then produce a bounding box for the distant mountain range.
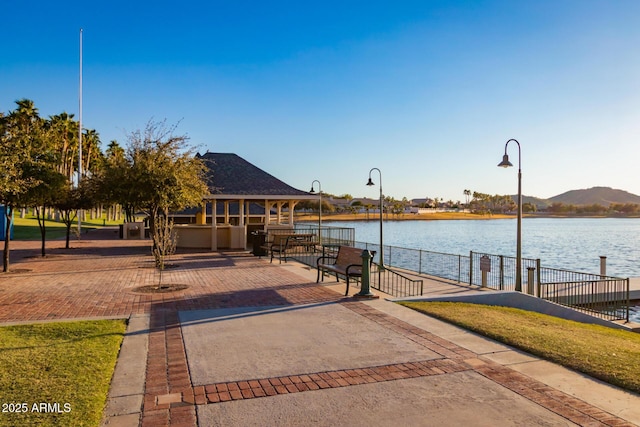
[520,187,640,207]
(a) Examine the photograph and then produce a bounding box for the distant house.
[173,152,316,250]
[351,198,378,207]
[324,196,353,211]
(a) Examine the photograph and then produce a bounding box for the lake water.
[322,217,640,278]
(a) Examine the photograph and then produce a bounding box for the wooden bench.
[316,246,374,296]
[262,233,315,264]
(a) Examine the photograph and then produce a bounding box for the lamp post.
[366,168,384,268]
[498,139,522,292]
[309,180,322,244]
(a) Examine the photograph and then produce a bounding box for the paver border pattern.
[0,231,635,426]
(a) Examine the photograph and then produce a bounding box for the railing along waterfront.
[284,227,423,296]
[278,225,354,270]
[538,267,630,322]
[276,227,630,321]
[352,241,537,289]
[369,263,424,297]
[292,225,355,246]
[351,240,629,321]
[355,241,468,284]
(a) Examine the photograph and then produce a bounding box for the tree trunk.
[35,207,47,257]
[65,221,71,249]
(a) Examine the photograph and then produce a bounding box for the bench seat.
[262,233,315,263]
[317,246,374,296]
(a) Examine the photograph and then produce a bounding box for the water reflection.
[323,217,640,277]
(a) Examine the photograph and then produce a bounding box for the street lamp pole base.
[352,292,379,299]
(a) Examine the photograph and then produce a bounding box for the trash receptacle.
[252,231,267,256]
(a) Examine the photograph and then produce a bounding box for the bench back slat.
[269,234,291,246]
[335,246,364,266]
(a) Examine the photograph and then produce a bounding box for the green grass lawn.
[399,301,640,394]
[9,214,128,241]
[0,320,126,427]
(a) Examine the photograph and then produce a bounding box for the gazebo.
[173,152,317,250]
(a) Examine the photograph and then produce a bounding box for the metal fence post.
[499,255,504,290]
[536,259,541,297]
[469,251,474,286]
[625,278,630,322]
[527,267,535,295]
[600,256,607,277]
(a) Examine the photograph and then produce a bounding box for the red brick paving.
[1,229,635,427]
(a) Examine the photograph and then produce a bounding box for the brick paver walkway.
[0,229,635,426]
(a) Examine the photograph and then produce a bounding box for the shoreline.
[296,212,640,222]
[296,212,512,222]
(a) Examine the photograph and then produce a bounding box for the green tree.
[364,204,374,220]
[0,99,47,271]
[81,128,102,176]
[46,112,79,180]
[96,140,140,222]
[471,191,491,214]
[23,163,68,257]
[391,200,405,218]
[463,189,471,207]
[124,120,209,266]
[152,212,177,285]
[52,179,96,248]
[547,202,565,214]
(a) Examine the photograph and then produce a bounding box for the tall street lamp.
[309,180,322,244]
[498,139,522,292]
[366,168,384,268]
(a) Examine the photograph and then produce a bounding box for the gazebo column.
[288,200,295,225]
[210,200,218,250]
[277,202,284,224]
[239,199,245,226]
[237,199,247,249]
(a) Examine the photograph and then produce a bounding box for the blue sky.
[2,1,639,202]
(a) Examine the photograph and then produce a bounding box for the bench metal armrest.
[316,255,338,267]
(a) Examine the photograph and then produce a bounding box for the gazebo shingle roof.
[197,152,311,197]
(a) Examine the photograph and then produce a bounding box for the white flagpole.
[78,28,83,238]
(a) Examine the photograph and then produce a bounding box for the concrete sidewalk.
[1,232,638,426]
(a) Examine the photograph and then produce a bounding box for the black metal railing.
[369,264,424,297]
[468,251,540,291]
[538,268,629,321]
[294,225,355,246]
[269,227,630,321]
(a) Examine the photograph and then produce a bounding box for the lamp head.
[309,186,316,193]
[366,178,375,186]
[498,154,513,168]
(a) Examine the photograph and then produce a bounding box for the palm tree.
[46,112,78,181]
[365,204,374,220]
[82,128,101,176]
[105,140,125,160]
[463,189,471,208]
